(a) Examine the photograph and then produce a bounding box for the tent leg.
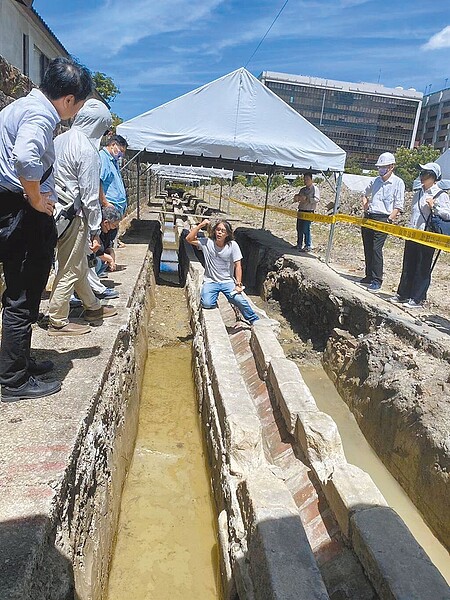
[219,180,223,211]
[261,173,273,229]
[325,172,343,265]
[136,154,141,220]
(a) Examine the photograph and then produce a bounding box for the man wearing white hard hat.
[361,152,405,291]
[391,162,450,308]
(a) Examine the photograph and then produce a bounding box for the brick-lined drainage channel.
[250,295,450,585]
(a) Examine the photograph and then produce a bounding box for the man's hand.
[199,218,210,229]
[89,234,101,254]
[27,192,54,216]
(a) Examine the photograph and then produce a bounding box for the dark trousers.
[397,240,435,303]
[0,192,57,386]
[361,214,389,284]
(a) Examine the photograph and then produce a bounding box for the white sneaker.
[390,294,407,304]
[404,299,423,309]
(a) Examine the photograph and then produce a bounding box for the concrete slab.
[351,507,450,600]
[238,471,330,600]
[267,357,319,434]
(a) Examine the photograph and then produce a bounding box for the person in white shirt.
[361,152,405,291]
[186,219,259,324]
[391,163,450,308]
[48,99,118,336]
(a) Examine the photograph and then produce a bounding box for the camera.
[87,253,97,268]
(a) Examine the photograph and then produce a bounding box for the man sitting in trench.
[186,218,259,325]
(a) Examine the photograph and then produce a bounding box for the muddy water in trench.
[249,295,450,583]
[106,286,220,600]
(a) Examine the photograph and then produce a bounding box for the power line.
[244,0,290,69]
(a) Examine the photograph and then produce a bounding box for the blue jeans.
[296,218,312,248]
[201,280,259,324]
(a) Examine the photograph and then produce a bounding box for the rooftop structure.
[0,0,69,86]
[259,71,423,168]
[417,87,450,153]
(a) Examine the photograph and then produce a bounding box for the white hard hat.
[419,162,441,180]
[375,152,396,167]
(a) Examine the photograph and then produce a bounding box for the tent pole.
[136,154,141,220]
[121,149,143,172]
[228,180,232,213]
[202,181,206,200]
[325,172,343,265]
[261,172,273,229]
[219,179,223,211]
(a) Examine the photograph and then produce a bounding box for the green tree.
[92,72,120,103]
[233,175,247,186]
[345,156,363,175]
[111,112,123,130]
[395,146,441,190]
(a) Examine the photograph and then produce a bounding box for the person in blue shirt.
[100,135,128,216]
[0,57,93,402]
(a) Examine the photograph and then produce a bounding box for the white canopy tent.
[437,148,450,180]
[342,173,374,193]
[117,67,346,260]
[117,67,346,175]
[151,164,233,180]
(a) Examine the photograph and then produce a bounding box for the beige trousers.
[49,216,101,327]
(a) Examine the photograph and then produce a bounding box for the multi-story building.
[259,71,423,168]
[0,0,69,86]
[416,87,450,153]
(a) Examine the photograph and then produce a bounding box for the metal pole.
[227,180,232,213]
[136,154,141,220]
[261,172,273,229]
[202,181,206,200]
[219,179,223,211]
[325,172,343,265]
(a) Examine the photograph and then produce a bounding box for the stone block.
[237,471,329,600]
[323,463,388,538]
[250,322,285,379]
[267,358,318,434]
[351,507,450,600]
[202,308,265,475]
[295,411,346,483]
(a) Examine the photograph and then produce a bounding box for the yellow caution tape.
[210,193,450,253]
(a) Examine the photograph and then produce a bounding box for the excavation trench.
[234,226,450,556]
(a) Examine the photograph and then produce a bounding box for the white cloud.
[422,26,450,50]
[56,0,225,55]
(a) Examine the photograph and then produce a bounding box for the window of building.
[39,52,50,83]
[22,34,29,77]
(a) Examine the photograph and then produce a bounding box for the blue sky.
[35,0,450,121]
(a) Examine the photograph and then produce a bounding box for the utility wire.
[244,0,290,69]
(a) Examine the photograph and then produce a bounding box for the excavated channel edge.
[0,217,161,600]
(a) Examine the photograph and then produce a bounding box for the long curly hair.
[211,220,234,244]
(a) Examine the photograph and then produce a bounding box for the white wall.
[0,0,67,84]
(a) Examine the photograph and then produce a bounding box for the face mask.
[378,167,388,176]
[116,151,124,159]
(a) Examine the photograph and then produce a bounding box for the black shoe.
[359,277,372,284]
[29,357,54,376]
[1,376,61,402]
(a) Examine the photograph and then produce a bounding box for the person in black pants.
[361,152,405,291]
[0,57,93,402]
[392,163,450,308]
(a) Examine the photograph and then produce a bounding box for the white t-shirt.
[197,237,242,283]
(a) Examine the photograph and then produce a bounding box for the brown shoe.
[48,322,91,336]
[84,305,118,322]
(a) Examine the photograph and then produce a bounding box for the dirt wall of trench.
[235,227,450,551]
